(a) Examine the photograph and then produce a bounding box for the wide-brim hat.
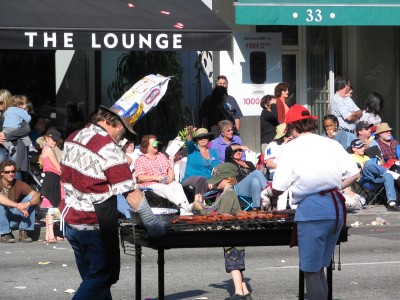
[285,104,317,124]
[274,123,287,140]
[194,128,214,140]
[375,122,392,135]
[99,105,137,135]
[207,163,238,185]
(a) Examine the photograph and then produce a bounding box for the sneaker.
[387,201,400,212]
[225,294,247,300]
[18,230,33,242]
[28,145,38,153]
[1,233,15,243]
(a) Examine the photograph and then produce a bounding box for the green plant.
[108,51,188,144]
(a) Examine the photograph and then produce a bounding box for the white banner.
[232,32,282,116]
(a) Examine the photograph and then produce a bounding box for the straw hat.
[274,123,287,140]
[194,128,214,140]
[375,123,392,135]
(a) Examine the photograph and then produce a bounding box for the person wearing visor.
[135,134,192,215]
[264,104,359,300]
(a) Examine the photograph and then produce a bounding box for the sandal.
[44,238,57,244]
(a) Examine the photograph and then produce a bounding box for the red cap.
[285,104,318,124]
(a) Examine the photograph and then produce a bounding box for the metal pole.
[158,249,165,300]
[135,245,142,300]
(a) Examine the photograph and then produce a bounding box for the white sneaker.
[29,145,38,153]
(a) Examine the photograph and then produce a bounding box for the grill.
[123,210,348,300]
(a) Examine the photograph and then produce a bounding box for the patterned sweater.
[60,123,135,226]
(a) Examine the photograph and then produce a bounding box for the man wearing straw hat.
[60,102,165,299]
[264,104,359,299]
[375,122,400,162]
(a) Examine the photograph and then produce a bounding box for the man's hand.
[20,209,29,218]
[125,189,143,210]
[16,202,30,211]
[0,132,5,144]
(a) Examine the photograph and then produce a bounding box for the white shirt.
[360,111,382,125]
[264,141,283,175]
[331,92,360,131]
[273,133,359,205]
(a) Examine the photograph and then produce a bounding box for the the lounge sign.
[19,32,183,50]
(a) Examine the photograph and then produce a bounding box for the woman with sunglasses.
[210,120,245,163]
[181,127,219,195]
[225,143,267,210]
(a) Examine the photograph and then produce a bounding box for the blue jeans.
[117,194,131,219]
[234,170,267,207]
[0,146,9,163]
[65,225,112,300]
[362,160,397,202]
[0,195,34,234]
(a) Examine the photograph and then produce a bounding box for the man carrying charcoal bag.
[59,75,170,299]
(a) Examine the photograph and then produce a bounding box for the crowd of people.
[1,74,399,300]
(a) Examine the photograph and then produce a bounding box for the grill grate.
[164,217,294,232]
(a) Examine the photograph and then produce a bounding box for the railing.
[309,88,330,134]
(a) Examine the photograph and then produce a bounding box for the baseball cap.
[355,121,372,132]
[207,163,238,185]
[350,139,365,149]
[285,104,317,124]
[46,128,61,142]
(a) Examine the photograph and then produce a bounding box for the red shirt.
[377,139,399,161]
[60,124,135,225]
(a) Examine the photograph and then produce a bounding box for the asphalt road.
[1,225,400,300]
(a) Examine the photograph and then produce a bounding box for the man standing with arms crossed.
[331,76,362,134]
[60,104,164,299]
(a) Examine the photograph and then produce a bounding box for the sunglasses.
[3,170,16,174]
[224,129,233,133]
[0,102,3,105]
[233,149,242,153]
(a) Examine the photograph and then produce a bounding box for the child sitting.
[193,162,252,300]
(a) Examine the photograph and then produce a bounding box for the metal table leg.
[299,269,304,300]
[158,249,165,300]
[135,245,142,300]
[327,262,333,300]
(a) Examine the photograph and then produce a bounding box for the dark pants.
[65,225,112,300]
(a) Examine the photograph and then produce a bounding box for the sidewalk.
[347,204,400,226]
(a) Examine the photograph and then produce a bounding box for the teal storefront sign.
[235,0,400,26]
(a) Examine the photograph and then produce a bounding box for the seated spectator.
[181,127,219,195]
[265,123,292,180]
[134,135,192,215]
[375,123,400,162]
[355,121,381,156]
[0,160,41,242]
[225,144,267,210]
[349,139,400,211]
[263,123,293,210]
[211,120,245,163]
[193,162,251,300]
[322,114,354,150]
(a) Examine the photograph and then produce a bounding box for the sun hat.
[46,128,61,142]
[194,128,214,140]
[285,104,317,124]
[274,123,287,140]
[207,163,238,185]
[355,121,373,133]
[375,123,392,135]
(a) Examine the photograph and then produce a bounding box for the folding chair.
[353,179,386,206]
[233,186,254,211]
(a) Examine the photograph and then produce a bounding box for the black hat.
[355,121,372,133]
[350,139,365,149]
